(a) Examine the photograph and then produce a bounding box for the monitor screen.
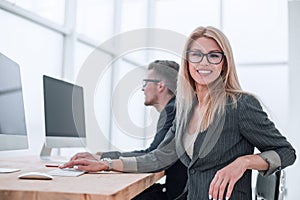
[0,52,28,151]
[43,75,86,148]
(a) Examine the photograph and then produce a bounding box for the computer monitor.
[0,52,28,151]
[40,75,86,159]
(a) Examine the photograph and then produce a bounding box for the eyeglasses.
[142,79,161,88]
[186,50,225,64]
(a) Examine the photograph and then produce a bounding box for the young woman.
[61,26,296,200]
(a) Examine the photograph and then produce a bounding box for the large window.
[5,0,65,25]
[120,0,148,33]
[154,0,220,36]
[0,0,290,154]
[77,0,114,43]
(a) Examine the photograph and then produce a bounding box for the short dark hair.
[148,60,179,95]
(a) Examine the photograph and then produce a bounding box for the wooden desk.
[0,156,164,200]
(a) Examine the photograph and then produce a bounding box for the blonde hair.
[176,26,243,132]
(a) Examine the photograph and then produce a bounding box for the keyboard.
[48,168,86,177]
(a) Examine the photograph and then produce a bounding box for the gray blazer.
[121,94,296,200]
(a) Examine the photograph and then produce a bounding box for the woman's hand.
[70,152,100,161]
[60,159,108,172]
[208,156,248,200]
[208,154,268,200]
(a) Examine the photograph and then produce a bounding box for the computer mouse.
[18,172,54,180]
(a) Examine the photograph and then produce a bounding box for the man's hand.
[70,152,100,161]
[59,159,108,172]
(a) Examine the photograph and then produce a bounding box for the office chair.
[255,170,286,200]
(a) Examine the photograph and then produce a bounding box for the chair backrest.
[255,170,286,200]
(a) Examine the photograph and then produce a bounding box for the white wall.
[286,1,300,199]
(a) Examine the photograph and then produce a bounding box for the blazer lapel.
[189,131,206,167]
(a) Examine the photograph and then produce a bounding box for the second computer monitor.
[43,75,86,149]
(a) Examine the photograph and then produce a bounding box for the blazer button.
[190,169,196,174]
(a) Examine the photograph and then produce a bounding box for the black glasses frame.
[142,79,161,88]
[186,51,225,64]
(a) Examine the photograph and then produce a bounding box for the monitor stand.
[40,143,68,163]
